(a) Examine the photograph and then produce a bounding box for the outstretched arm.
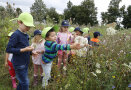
[52,43,81,51]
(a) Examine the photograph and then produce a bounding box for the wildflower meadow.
[0,18,131,90]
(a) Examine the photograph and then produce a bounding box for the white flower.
[74,36,88,57]
[129,62,131,66]
[122,63,131,69]
[65,84,70,89]
[96,69,101,74]
[63,66,67,71]
[106,27,117,35]
[81,81,83,84]
[125,36,130,40]
[89,50,93,56]
[96,63,100,68]
[91,72,97,76]
[120,50,123,53]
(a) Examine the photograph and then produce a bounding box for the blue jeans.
[14,65,29,90]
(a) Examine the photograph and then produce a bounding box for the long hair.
[32,34,43,44]
[59,27,63,32]
[59,26,68,32]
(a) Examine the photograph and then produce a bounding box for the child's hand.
[36,50,44,54]
[32,51,38,58]
[5,61,8,67]
[71,43,81,49]
[88,45,92,48]
[20,46,34,52]
[26,46,34,51]
[85,44,92,48]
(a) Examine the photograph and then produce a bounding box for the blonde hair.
[32,34,43,44]
[59,26,68,32]
[59,27,63,32]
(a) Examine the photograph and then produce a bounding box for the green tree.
[67,0,73,9]
[101,12,108,24]
[80,0,98,26]
[64,0,98,26]
[0,6,6,19]
[16,8,22,17]
[101,0,122,24]
[6,2,15,17]
[30,0,46,22]
[64,0,73,22]
[46,7,60,23]
[122,5,131,28]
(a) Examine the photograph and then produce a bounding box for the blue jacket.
[6,29,30,66]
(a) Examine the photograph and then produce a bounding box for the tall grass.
[0,19,131,90]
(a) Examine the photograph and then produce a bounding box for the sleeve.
[52,43,71,51]
[6,33,21,54]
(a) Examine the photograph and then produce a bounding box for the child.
[6,12,36,90]
[31,30,45,86]
[57,20,73,70]
[89,31,102,46]
[83,27,91,43]
[5,32,17,88]
[41,26,82,88]
[73,27,90,57]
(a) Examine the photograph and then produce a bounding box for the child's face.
[18,21,31,32]
[75,31,82,36]
[46,31,57,42]
[61,26,68,32]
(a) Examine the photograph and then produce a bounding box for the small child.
[41,26,82,88]
[5,32,17,88]
[83,27,91,43]
[31,30,45,86]
[6,12,36,90]
[90,31,102,46]
[57,20,73,70]
[73,27,90,57]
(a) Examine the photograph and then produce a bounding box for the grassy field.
[0,19,131,90]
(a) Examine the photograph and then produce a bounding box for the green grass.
[0,19,131,90]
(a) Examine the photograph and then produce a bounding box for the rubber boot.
[33,76,38,86]
[40,76,43,83]
[11,77,17,88]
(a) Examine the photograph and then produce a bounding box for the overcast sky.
[0,0,131,22]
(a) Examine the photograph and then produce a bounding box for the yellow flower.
[112,76,115,78]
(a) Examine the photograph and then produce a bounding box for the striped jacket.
[42,41,71,63]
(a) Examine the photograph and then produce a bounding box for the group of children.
[5,12,103,90]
